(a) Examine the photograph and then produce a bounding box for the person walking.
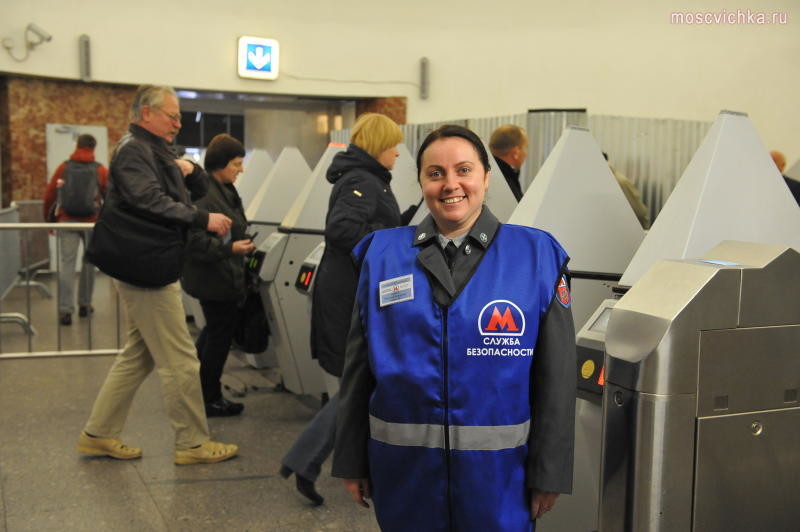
[78,85,238,465]
[43,133,108,325]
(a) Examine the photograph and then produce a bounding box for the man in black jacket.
[490,124,529,202]
[77,85,238,465]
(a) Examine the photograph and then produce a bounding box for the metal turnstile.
[293,242,339,396]
[600,241,800,531]
[257,231,325,395]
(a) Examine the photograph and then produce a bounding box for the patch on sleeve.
[556,275,571,307]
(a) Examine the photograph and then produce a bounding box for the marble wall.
[0,75,407,207]
[356,97,407,126]
[0,76,135,207]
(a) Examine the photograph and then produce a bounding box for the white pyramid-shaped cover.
[280,144,345,231]
[391,144,422,213]
[620,110,800,287]
[508,126,644,273]
[246,148,312,223]
[235,149,274,212]
[410,141,519,225]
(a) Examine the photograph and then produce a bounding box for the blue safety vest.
[353,223,569,532]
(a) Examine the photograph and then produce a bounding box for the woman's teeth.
[442,196,465,204]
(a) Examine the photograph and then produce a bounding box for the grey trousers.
[282,392,339,481]
[57,229,95,314]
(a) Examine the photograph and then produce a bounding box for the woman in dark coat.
[280,113,416,505]
[182,134,255,417]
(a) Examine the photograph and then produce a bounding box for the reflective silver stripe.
[450,419,530,450]
[370,415,445,449]
[369,415,530,451]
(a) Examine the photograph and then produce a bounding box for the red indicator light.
[304,271,313,286]
[597,366,605,386]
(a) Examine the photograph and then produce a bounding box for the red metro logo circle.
[478,300,526,337]
[557,275,571,308]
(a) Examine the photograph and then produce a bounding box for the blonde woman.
[280,113,415,504]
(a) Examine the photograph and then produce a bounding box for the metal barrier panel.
[587,114,712,222]
[0,222,123,359]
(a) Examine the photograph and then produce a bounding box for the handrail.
[2,222,95,229]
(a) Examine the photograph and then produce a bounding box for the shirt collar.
[129,123,175,153]
[412,206,500,249]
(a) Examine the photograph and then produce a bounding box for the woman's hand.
[531,490,559,519]
[343,478,371,508]
[231,239,255,255]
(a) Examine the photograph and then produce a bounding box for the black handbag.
[232,251,270,353]
[233,289,270,353]
[87,203,184,288]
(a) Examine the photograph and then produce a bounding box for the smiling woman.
[333,124,579,531]
[417,126,491,238]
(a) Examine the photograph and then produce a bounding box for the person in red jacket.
[43,134,109,325]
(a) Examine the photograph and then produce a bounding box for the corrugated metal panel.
[467,114,526,143]
[587,115,711,221]
[332,112,710,223]
[525,110,588,190]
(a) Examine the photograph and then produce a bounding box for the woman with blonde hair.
[280,113,416,504]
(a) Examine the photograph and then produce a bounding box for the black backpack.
[58,160,101,217]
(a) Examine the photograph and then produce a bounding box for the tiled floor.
[0,274,380,531]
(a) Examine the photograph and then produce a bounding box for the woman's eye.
[428,170,442,178]
[458,166,472,175]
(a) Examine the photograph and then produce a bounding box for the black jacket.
[88,124,209,287]
[494,156,524,202]
[182,177,249,301]
[311,145,403,377]
[106,124,209,229]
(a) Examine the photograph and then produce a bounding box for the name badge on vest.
[379,274,414,307]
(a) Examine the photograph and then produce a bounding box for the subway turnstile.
[600,241,800,531]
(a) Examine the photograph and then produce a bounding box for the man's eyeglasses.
[152,106,182,123]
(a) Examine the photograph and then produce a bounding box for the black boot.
[279,466,324,505]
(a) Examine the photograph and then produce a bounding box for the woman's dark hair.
[204,133,245,172]
[415,124,491,176]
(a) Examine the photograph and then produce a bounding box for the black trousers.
[196,299,240,403]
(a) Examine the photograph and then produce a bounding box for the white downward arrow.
[248,47,271,70]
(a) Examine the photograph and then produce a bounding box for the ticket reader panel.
[268,232,325,396]
[245,232,289,369]
[295,242,325,295]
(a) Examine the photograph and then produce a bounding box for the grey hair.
[130,85,177,122]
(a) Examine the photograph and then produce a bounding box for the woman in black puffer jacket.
[182,134,255,418]
[280,113,416,505]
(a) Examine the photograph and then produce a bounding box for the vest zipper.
[442,308,453,530]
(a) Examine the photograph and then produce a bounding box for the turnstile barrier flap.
[605,259,740,395]
[257,232,288,282]
[605,241,799,395]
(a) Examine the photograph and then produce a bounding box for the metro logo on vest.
[478,300,526,337]
[557,275,571,307]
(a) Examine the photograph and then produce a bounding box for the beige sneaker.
[76,432,142,459]
[175,440,239,465]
